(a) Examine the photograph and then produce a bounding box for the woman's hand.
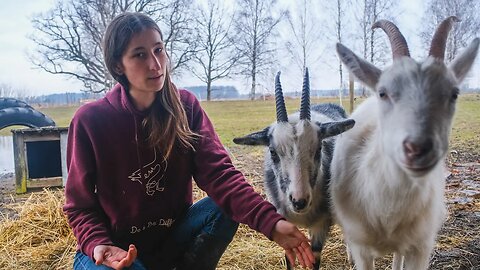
[271,220,315,269]
[93,244,137,270]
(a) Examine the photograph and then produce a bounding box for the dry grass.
[0,189,76,269]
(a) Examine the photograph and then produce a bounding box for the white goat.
[234,69,355,269]
[331,17,479,270]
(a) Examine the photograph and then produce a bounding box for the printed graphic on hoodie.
[128,149,167,196]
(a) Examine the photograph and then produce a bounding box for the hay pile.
[0,189,75,269]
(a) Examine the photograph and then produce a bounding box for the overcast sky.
[0,0,478,96]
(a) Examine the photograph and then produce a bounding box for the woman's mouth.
[148,74,163,80]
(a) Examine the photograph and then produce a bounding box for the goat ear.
[336,43,381,89]
[449,38,479,83]
[317,119,355,139]
[233,128,270,146]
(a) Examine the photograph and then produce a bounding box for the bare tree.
[354,0,397,96]
[284,0,322,76]
[154,0,200,78]
[29,0,198,93]
[233,0,284,100]
[334,0,347,105]
[190,1,240,101]
[283,0,323,97]
[0,83,16,98]
[420,0,480,62]
[320,0,349,104]
[0,83,30,99]
[367,0,397,66]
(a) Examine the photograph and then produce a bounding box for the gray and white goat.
[331,17,479,270]
[233,69,355,269]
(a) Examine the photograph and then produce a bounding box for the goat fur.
[331,19,479,270]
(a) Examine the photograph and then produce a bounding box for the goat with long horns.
[234,69,355,269]
[332,16,479,270]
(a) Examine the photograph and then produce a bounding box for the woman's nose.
[149,54,161,70]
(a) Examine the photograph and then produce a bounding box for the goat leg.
[403,245,432,270]
[348,243,375,270]
[392,252,404,270]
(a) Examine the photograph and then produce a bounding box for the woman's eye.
[134,52,146,58]
[154,47,163,54]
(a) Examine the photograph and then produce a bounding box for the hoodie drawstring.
[133,115,144,182]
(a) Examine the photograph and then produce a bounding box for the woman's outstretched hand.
[272,220,315,269]
[93,244,137,270]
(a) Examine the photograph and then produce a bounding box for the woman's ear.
[115,63,124,75]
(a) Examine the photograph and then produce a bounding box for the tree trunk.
[207,80,212,101]
[251,70,256,100]
[337,0,343,106]
[251,49,257,100]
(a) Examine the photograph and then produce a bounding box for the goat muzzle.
[289,194,310,212]
[402,138,437,173]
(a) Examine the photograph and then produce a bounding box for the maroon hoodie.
[63,84,283,264]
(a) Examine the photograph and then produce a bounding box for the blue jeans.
[73,197,239,270]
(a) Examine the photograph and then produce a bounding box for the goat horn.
[372,20,410,59]
[275,71,288,123]
[300,68,311,121]
[429,16,460,60]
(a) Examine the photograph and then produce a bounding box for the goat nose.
[289,195,308,211]
[403,138,433,161]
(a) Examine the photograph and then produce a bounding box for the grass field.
[449,94,480,154]
[3,94,478,152]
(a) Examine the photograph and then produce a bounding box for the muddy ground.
[0,172,17,218]
[0,146,479,269]
[432,149,480,270]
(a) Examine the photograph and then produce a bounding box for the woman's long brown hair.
[144,69,198,159]
[103,12,198,159]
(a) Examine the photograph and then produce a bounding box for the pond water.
[0,136,14,173]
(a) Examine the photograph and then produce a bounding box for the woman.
[64,12,314,270]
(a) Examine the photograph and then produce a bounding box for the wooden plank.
[27,177,63,188]
[60,132,68,187]
[13,133,27,194]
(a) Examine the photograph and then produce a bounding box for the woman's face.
[118,28,167,95]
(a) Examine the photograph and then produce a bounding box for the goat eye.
[452,87,459,100]
[378,87,388,99]
[270,149,279,162]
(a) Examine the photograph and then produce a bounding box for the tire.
[0,97,32,110]
[0,107,56,130]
